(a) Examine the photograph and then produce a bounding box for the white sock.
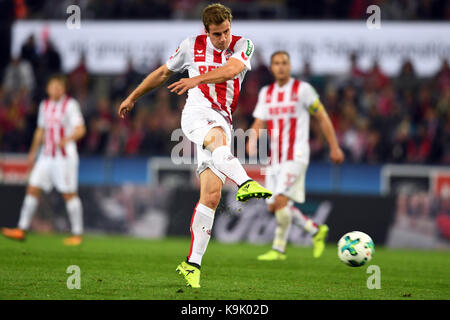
[290,205,318,235]
[18,194,39,230]
[211,146,251,186]
[187,203,215,266]
[272,206,292,253]
[66,197,83,236]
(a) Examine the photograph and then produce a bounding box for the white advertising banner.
[11,21,450,76]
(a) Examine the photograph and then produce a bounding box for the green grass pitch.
[0,234,449,300]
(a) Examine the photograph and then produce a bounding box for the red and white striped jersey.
[37,95,84,158]
[166,34,254,124]
[252,78,320,165]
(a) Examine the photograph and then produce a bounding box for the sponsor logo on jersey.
[195,49,206,60]
[245,40,253,56]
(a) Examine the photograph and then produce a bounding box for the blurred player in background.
[247,51,344,260]
[118,3,272,288]
[2,75,86,246]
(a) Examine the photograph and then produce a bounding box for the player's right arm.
[28,128,44,168]
[246,86,268,156]
[247,118,265,157]
[313,106,344,164]
[28,102,46,167]
[303,82,344,164]
[118,37,192,119]
[118,64,173,118]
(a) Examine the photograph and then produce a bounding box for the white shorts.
[181,106,232,184]
[28,155,79,193]
[265,161,308,205]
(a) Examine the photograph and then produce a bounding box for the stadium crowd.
[7,0,450,21]
[1,32,449,165]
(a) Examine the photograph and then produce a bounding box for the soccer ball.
[337,231,375,267]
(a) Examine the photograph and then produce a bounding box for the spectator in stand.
[434,59,450,94]
[124,110,146,156]
[68,53,90,107]
[436,86,450,118]
[2,55,35,96]
[390,118,411,163]
[83,97,113,154]
[20,35,39,74]
[112,57,142,101]
[365,60,390,91]
[140,115,166,156]
[40,41,62,78]
[407,124,432,163]
[349,52,365,80]
[441,113,450,164]
[395,60,420,95]
[0,90,31,152]
[376,84,396,117]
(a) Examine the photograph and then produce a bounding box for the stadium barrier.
[0,154,382,194]
[0,184,396,246]
[1,155,449,249]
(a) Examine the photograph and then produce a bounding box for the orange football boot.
[63,235,83,246]
[2,228,26,241]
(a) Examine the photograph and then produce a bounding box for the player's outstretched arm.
[313,105,345,164]
[168,58,245,95]
[58,125,86,148]
[118,64,173,118]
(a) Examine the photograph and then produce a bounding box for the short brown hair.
[202,3,233,32]
[270,51,290,64]
[47,74,67,87]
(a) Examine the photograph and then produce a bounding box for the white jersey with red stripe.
[166,34,254,124]
[37,95,84,159]
[252,78,320,166]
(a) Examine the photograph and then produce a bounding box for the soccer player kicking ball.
[2,75,86,246]
[247,51,344,261]
[118,3,272,288]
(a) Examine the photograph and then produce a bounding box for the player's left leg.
[289,203,328,258]
[2,185,43,241]
[2,157,51,241]
[61,192,83,246]
[176,168,222,288]
[258,162,328,260]
[54,156,83,246]
[257,195,291,261]
[278,162,328,258]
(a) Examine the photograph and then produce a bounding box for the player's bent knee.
[203,127,227,151]
[26,186,42,198]
[200,190,221,210]
[268,204,276,213]
[273,195,289,211]
[62,193,77,202]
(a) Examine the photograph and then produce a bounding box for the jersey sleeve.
[37,101,45,129]
[252,87,268,120]
[68,99,85,128]
[165,38,191,73]
[300,82,323,115]
[230,38,254,71]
